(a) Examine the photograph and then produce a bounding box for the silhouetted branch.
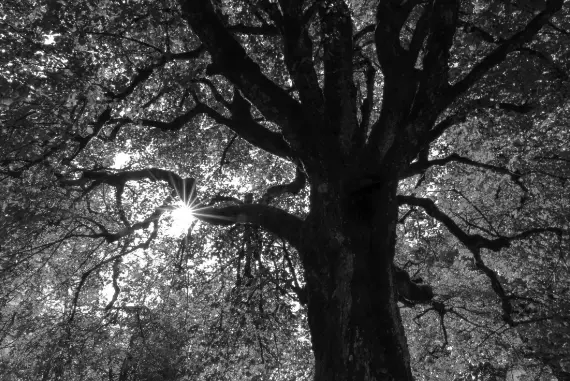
[178,0,305,146]
[260,166,306,204]
[398,195,564,251]
[374,0,417,73]
[319,0,356,141]
[194,203,303,249]
[418,0,459,105]
[398,195,566,325]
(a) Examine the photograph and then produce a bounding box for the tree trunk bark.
[300,177,413,381]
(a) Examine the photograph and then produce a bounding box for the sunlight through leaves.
[166,202,195,237]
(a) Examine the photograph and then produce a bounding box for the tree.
[1,0,569,380]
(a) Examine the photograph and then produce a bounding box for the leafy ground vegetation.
[1,0,569,380]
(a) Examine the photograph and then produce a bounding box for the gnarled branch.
[178,0,306,148]
[260,165,306,204]
[397,195,563,251]
[398,195,566,325]
[194,203,304,249]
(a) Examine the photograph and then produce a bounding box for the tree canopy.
[1,0,569,380]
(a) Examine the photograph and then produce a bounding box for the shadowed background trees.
[1,0,569,380]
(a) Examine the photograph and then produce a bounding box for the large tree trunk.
[300,176,413,381]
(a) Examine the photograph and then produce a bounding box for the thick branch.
[319,0,358,142]
[194,203,303,249]
[206,98,294,160]
[278,2,324,123]
[367,0,422,159]
[374,0,417,74]
[177,0,306,146]
[260,165,306,204]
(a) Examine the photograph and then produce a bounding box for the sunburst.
[166,201,196,237]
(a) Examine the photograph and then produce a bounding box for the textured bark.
[299,178,413,381]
